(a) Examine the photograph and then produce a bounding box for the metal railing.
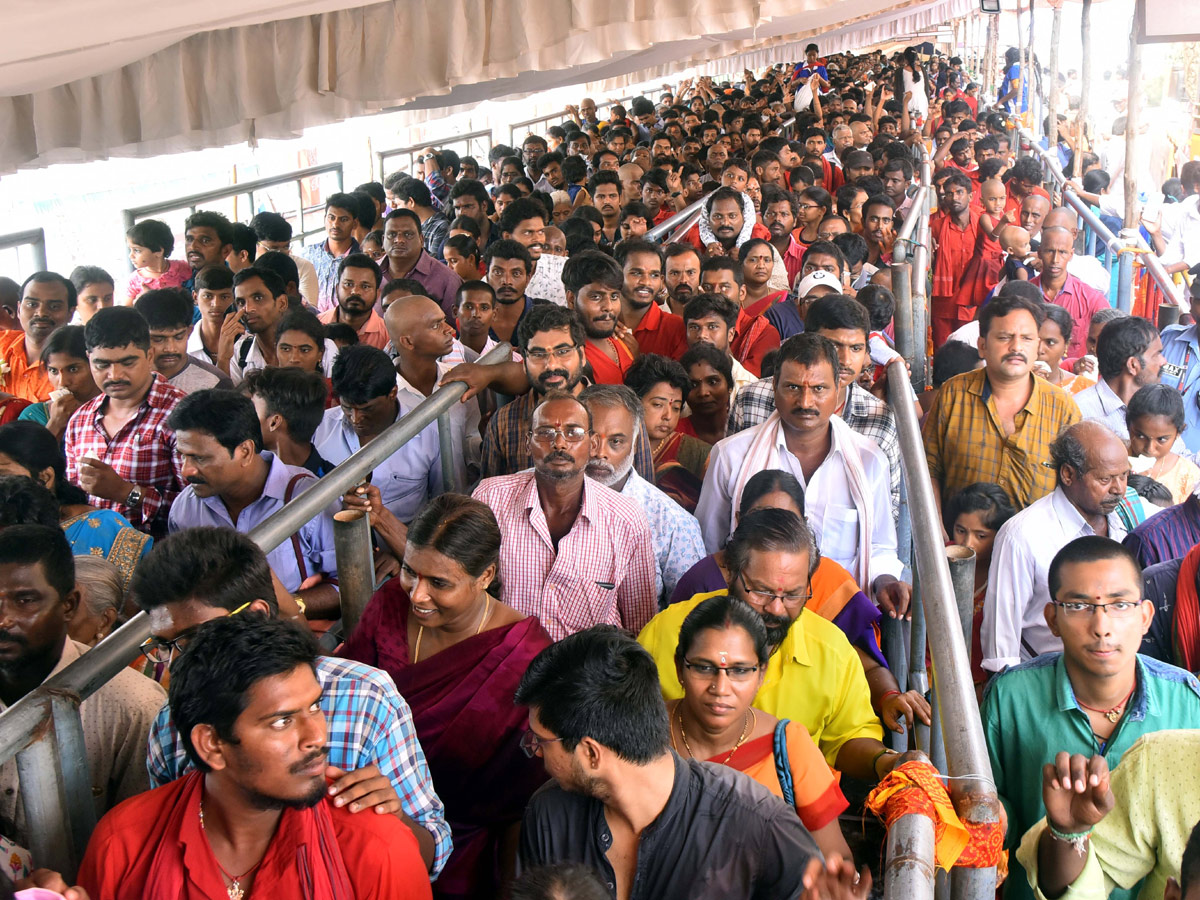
[644,116,797,247]
[892,144,932,389]
[1018,129,1184,310]
[121,163,345,262]
[0,342,509,879]
[508,96,638,146]
[880,358,1002,900]
[376,129,494,182]
[0,228,48,274]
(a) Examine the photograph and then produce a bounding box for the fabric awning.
[0,0,969,173]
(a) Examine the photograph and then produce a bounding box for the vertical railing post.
[908,576,931,755]
[438,412,458,494]
[16,716,75,878]
[946,547,977,655]
[892,262,916,373]
[884,812,937,900]
[49,694,97,864]
[1116,229,1139,313]
[332,510,376,639]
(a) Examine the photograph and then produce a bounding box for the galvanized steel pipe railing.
[0,341,511,878]
[885,358,1001,898]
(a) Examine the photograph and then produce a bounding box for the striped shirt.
[1123,494,1200,568]
[472,471,658,640]
[146,654,452,876]
[923,367,1081,510]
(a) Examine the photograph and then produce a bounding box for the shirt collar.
[1050,486,1121,538]
[774,608,812,667]
[637,302,664,332]
[1053,653,1154,722]
[1095,377,1125,415]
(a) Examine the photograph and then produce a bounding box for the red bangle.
[880,690,901,701]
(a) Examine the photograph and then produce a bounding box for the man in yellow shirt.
[638,507,901,783]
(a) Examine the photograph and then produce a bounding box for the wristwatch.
[125,485,144,508]
[670,191,682,197]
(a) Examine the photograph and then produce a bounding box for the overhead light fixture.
[980,0,1001,12]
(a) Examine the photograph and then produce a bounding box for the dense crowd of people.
[0,39,1199,900]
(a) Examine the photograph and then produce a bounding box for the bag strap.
[237,335,254,370]
[773,719,795,808]
[284,472,312,583]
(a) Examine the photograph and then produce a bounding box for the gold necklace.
[412,594,492,664]
[675,704,755,765]
[199,800,262,900]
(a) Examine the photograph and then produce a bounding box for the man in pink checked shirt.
[64,307,186,539]
[472,391,657,641]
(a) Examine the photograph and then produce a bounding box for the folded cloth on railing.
[866,760,1007,875]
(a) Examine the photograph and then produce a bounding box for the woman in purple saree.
[342,494,551,899]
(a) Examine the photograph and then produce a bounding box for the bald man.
[1042,206,1117,299]
[1032,226,1111,362]
[1020,194,1052,240]
[618,163,644,205]
[385,294,481,487]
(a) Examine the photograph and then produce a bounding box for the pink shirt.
[125,259,192,303]
[471,471,658,641]
[1032,273,1111,361]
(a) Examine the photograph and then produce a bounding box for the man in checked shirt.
[64,307,187,539]
[135,527,453,877]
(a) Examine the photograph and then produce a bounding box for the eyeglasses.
[525,344,580,362]
[1053,600,1143,618]
[139,602,253,664]
[520,729,565,758]
[530,426,590,444]
[681,660,762,682]
[738,573,811,608]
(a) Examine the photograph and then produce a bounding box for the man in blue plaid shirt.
[133,526,452,878]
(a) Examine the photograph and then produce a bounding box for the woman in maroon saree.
[341,494,551,900]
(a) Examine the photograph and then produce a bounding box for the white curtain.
[0,0,968,173]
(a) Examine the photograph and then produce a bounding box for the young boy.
[134,289,233,394]
[188,265,239,373]
[125,219,192,303]
[455,280,498,356]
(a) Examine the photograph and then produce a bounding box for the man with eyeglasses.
[639,507,914,784]
[473,392,656,641]
[982,536,1200,900]
[133,525,452,876]
[0,524,164,847]
[983,421,1131,676]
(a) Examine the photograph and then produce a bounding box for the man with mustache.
[64,307,187,538]
[1033,226,1112,363]
[133,288,232,393]
[982,536,1199,900]
[587,170,623,246]
[1073,316,1167,441]
[638,508,908,784]
[982,421,1130,675]
[135,527,450,876]
[499,197,567,308]
[581,384,704,606]
[317,253,388,350]
[182,210,234,296]
[696,334,910,620]
[166,389,339,615]
[379,209,463,318]
[78,615,433,898]
[473,391,656,640]
[300,194,361,312]
[563,251,637,385]
[483,239,536,346]
[924,291,1082,514]
[0,524,165,848]
[228,266,292,385]
[663,244,702,317]
[0,271,75,402]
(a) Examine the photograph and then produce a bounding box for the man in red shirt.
[615,240,687,360]
[564,251,636,385]
[929,170,980,346]
[699,256,780,377]
[0,272,75,402]
[1004,157,1052,220]
[76,614,431,900]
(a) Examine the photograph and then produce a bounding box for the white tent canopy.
[0,0,969,173]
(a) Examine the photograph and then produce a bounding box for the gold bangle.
[293,595,307,615]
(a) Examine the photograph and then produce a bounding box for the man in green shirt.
[984,536,1200,900]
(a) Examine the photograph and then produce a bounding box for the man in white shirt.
[982,420,1130,673]
[696,333,911,618]
[385,292,481,491]
[250,211,321,308]
[1074,315,1166,440]
[580,383,705,606]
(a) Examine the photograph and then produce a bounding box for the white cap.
[794,270,843,296]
